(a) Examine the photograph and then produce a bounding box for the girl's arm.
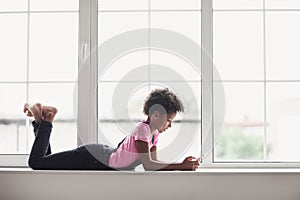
[135,140,199,171]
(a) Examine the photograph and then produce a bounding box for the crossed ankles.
[42,106,58,122]
[23,103,58,123]
[24,103,43,123]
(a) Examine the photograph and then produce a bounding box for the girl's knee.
[28,157,40,170]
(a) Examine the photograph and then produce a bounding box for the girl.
[25,88,199,171]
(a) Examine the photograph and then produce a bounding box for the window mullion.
[90,0,99,143]
[201,0,214,167]
[78,0,98,146]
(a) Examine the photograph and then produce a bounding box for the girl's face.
[156,112,176,133]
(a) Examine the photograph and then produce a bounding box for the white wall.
[0,169,300,200]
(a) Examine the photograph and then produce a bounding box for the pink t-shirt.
[108,122,159,169]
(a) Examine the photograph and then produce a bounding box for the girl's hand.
[180,156,200,171]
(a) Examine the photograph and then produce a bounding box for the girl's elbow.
[143,165,155,171]
[140,160,154,171]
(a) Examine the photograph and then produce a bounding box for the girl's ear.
[152,110,160,119]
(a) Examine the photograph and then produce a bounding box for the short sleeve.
[132,122,151,143]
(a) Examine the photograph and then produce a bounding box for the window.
[1,0,300,168]
[213,0,300,164]
[0,0,78,165]
[97,0,202,162]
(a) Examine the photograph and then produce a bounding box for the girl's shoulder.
[134,121,150,131]
[132,121,151,138]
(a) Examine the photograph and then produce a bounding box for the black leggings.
[28,120,116,170]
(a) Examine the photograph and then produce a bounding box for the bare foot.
[23,103,33,117]
[42,106,58,122]
[25,103,43,123]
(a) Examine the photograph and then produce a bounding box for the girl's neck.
[145,116,156,133]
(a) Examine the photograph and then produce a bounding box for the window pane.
[266,0,300,9]
[98,82,150,147]
[219,83,264,126]
[151,0,201,10]
[267,83,300,161]
[99,82,201,119]
[98,12,148,79]
[213,0,262,9]
[29,83,77,152]
[213,12,263,80]
[98,12,148,44]
[29,13,78,81]
[0,0,27,11]
[266,12,300,80]
[29,83,76,118]
[99,50,149,81]
[150,50,201,82]
[0,14,27,82]
[98,82,148,120]
[157,121,201,163]
[30,0,79,11]
[151,12,201,46]
[48,121,77,153]
[0,84,26,118]
[0,84,26,154]
[214,83,264,161]
[157,82,201,120]
[98,0,148,10]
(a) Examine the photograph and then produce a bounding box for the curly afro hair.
[143,88,184,115]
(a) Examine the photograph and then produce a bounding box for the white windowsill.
[1,167,300,175]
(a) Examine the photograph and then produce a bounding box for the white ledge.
[1,167,300,175]
[1,167,300,200]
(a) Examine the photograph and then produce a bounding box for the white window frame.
[0,1,81,167]
[78,0,98,146]
[1,0,300,168]
[89,0,300,168]
[206,0,300,168]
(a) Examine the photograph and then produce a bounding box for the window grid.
[213,1,300,165]
[25,0,30,152]
[0,1,79,164]
[263,0,267,162]
[0,11,78,14]
[97,6,203,89]
[97,0,202,162]
[98,9,202,13]
[147,0,151,92]
[213,7,264,163]
[2,0,300,167]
